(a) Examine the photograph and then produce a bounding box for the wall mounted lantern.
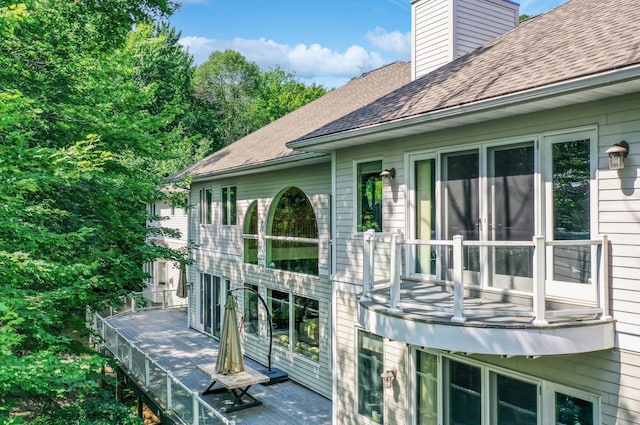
[380,368,397,389]
[605,141,629,170]
[380,168,396,187]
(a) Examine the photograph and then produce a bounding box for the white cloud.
[179,36,394,88]
[365,27,411,57]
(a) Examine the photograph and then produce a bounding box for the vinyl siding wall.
[186,162,333,398]
[333,92,640,424]
[412,0,517,78]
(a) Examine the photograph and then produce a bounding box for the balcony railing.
[361,230,611,326]
[90,289,233,425]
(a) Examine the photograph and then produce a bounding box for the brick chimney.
[412,0,519,80]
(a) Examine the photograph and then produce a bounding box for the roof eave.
[288,64,640,152]
[173,151,329,183]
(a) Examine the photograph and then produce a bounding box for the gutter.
[287,63,640,150]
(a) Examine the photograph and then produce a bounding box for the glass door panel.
[546,137,595,302]
[446,359,481,425]
[415,159,437,276]
[488,144,535,292]
[492,373,538,425]
[443,151,480,284]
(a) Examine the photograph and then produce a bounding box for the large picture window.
[357,160,383,232]
[358,331,384,423]
[267,187,318,275]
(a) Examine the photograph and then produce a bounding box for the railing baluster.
[451,235,465,323]
[599,234,612,320]
[532,236,548,326]
[361,229,375,301]
[388,234,400,312]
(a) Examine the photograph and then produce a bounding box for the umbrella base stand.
[259,368,289,385]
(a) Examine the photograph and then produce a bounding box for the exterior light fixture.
[380,168,396,187]
[605,141,629,170]
[380,368,397,389]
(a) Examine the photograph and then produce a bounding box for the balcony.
[90,290,331,425]
[359,231,615,356]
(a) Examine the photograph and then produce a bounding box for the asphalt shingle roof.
[171,61,410,180]
[297,0,640,142]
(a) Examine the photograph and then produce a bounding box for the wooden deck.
[105,308,332,425]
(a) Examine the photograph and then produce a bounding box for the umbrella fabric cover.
[215,294,245,374]
[176,264,188,299]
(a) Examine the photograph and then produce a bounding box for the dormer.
[412,0,519,79]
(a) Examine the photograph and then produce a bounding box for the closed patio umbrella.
[215,294,245,374]
[176,264,188,299]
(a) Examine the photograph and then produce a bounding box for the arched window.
[266,187,318,275]
[243,201,259,264]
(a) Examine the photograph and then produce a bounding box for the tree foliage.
[0,0,183,422]
[191,50,326,157]
[0,1,326,422]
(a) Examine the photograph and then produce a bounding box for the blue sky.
[171,0,567,88]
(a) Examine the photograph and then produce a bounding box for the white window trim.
[412,348,601,425]
[353,157,384,234]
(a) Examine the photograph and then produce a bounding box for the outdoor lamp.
[380,168,396,187]
[605,141,629,170]
[380,368,397,389]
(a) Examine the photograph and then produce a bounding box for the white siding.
[187,162,334,398]
[412,0,518,79]
[332,92,640,423]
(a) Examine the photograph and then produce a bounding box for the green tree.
[191,51,326,158]
[193,50,261,147]
[0,0,185,422]
[252,66,326,127]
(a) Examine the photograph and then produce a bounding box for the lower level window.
[417,350,599,425]
[358,331,384,423]
[267,289,321,363]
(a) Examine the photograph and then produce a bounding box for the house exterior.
[145,194,189,307]
[171,0,640,423]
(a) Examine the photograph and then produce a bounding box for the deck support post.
[532,236,548,326]
[451,235,466,323]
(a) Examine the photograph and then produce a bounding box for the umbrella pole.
[228,288,288,385]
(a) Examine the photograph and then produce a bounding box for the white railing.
[362,230,610,326]
[92,312,234,425]
[100,288,188,317]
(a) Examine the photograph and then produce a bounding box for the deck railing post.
[388,234,400,312]
[362,229,375,301]
[451,235,466,323]
[162,289,167,309]
[192,391,199,425]
[532,236,548,326]
[131,296,136,312]
[166,372,173,413]
[599,235,612,320]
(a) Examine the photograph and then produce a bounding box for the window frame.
[199,187,213,226]
[412,348,600,425]
[357,330,385,423]
[221,185,237,226]
[354,158,384,233]
[266,186,319,275]
[243,200,259,265]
